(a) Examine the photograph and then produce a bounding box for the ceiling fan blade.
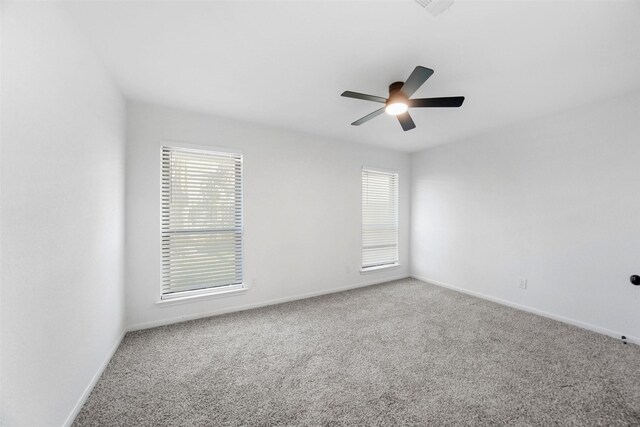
[351,107,386,126]
[397,112,416,131]
[341,91,387,103]
[409,96,465,108]
[399,66,434,98]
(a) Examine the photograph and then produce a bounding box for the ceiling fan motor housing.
[389,81,404,96]
[388,81,407,104]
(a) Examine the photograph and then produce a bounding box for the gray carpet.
[73,278,640,426]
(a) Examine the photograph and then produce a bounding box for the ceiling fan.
[341,66,465,131]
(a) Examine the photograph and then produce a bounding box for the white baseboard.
[128,274,410,332]
[412,275,640,346]
[63,330,126,427]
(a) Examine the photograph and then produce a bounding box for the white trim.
[360,263,401,273]
[361,165,399,175]
[63,330,126,427]
[158,139,243,156]
[157,285,247,305]
[412,275,640,346]
[129,274,410,332]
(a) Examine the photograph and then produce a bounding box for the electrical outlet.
[518,277,527,289]
[251,277,257,287]
[345,264,352,273]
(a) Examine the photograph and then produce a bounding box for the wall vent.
[414,0,455,17]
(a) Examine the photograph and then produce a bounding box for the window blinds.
[161,146,243,299]
[362,168,399,269]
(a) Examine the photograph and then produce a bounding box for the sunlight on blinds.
[161,146,243,298]
[362,168,398,269]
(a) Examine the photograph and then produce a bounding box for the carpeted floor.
[73,278,640,426]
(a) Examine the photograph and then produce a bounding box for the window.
[161,146,243,300]
[361,168,399,270]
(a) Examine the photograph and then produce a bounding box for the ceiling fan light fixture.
[385,102,408,116]
[341,66,464,131]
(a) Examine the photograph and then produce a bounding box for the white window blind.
[362,168,399,269]
[161,146,243,299]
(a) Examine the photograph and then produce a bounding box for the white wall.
[411,91,640,342]
[0,3,126,426]
[126,102,410,329]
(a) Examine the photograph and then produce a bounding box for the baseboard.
[128,274,410,332]
[63,329,126,427]
[412,275,640,346]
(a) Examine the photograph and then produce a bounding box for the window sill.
[360,263,401,273]
[156,285,248,306]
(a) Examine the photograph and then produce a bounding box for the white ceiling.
[62,0,640,152]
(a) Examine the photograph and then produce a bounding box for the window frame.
[360,166,400,272]
[158,142,245,303]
